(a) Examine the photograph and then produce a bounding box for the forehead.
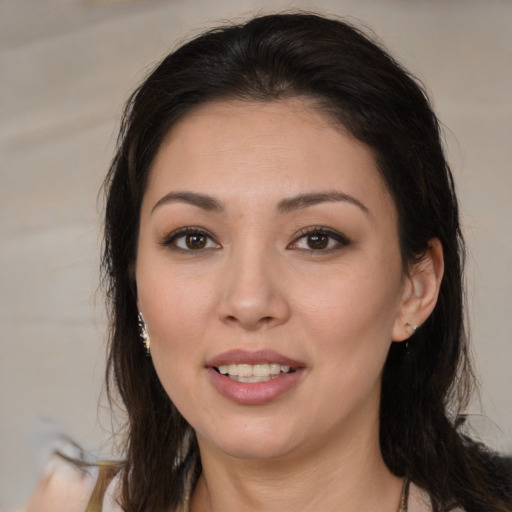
[144,99,395,218]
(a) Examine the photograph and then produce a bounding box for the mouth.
[206,350,305,405]
[213,363,298,383]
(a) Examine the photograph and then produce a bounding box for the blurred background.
[1,0,511,508]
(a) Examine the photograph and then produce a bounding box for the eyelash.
[160,227,220,252]
[289,226,350,252]
[160,226,350,253]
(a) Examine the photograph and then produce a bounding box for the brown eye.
[185,233,207,249]
[307,234,329,250]
[289,227,350,252]
[163,228,220,251]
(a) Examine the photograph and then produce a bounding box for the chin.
[197,420,300,461]
[218,440,296,461]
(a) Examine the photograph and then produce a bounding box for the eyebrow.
[151,190,369,215]
[151,191,224,214]
[277,191,369,214]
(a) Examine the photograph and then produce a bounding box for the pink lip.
[206,349,306,406]
[206,349,304,368]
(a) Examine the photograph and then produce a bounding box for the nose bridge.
[218,236,290,329]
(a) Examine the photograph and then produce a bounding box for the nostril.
[224,314,275,326]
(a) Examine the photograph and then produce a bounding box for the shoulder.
[24,454,98,512]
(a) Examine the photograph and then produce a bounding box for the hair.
[102,12,511,512]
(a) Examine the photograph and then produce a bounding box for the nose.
[216,244,291,330]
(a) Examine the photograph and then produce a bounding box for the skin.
[135,99,444,512]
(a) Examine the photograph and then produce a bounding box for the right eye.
[162,228,220,251]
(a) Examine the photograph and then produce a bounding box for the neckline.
[91,466,411,512]
[182,475,411,512]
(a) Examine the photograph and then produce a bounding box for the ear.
[392,238,444,342]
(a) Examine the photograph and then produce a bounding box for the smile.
[215,363,297,382]
[206,350,305,404]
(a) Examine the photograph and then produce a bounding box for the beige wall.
[1,0,511,508]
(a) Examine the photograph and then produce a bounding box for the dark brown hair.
[102,12,511,512]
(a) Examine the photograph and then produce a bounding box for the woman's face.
[136,99,412,461]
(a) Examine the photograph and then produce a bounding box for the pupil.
[186,234,206,249]
[308,234,328,249]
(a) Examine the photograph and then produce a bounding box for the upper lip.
[206,349,305,368]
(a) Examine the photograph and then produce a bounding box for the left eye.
[289,228,349,251]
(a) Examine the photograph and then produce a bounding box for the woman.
[27,12,511,512]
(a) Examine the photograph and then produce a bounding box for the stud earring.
[406,323,419,335]
[138,312,151,357]
[405,323,418,354]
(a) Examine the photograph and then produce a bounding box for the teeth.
[216,363,295,379]
[233,375,272,383]
[238,364,252,377]
[253,363,269,377]
[269,363,281,375]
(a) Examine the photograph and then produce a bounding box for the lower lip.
[207,368,305,405]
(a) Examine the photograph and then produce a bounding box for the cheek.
[307,270,401,321]
[138,270,215,351]
[138,272,212,414]
[293,266,403,425]
[296,257,404,360]
[136,261,224,414]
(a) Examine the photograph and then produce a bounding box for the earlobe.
[392,238,444,342]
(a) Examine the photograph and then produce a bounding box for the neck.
[190,414,403,512]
